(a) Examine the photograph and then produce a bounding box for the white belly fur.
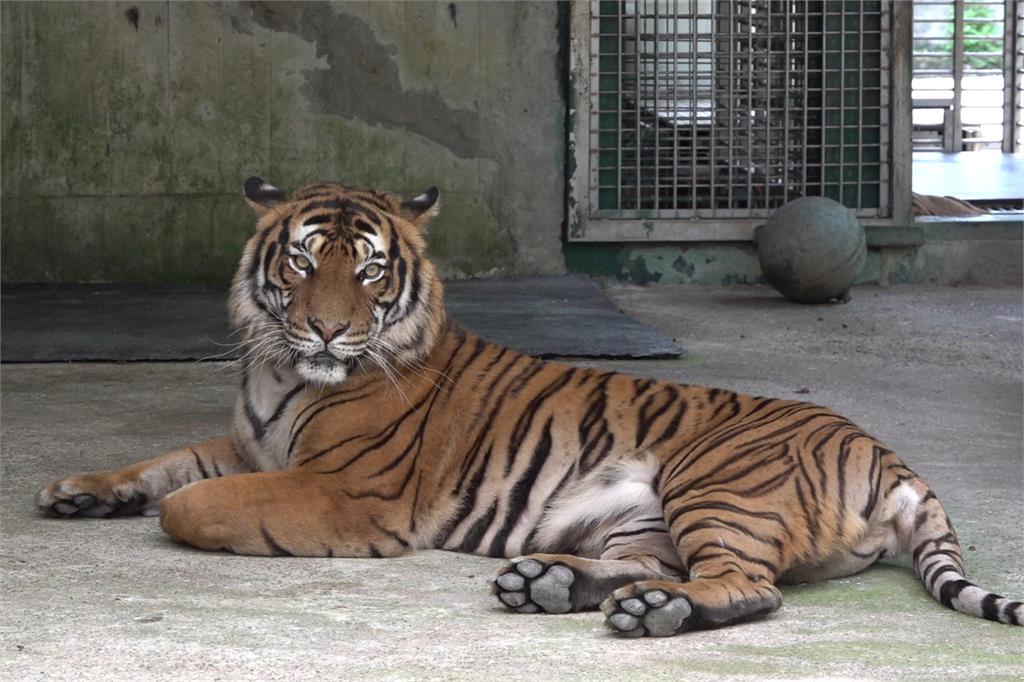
[532,452,664,557]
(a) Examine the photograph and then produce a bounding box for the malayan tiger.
[37,178,1022,636]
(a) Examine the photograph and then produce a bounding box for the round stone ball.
[756,197,866,304]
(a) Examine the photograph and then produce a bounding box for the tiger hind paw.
[493,557,576,614]
[601,587,693,637]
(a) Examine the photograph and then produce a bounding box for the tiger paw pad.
[493,557,576,614]
[36,477,152,518]
[601,589,693,637]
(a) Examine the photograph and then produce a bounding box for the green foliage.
[913,4,1003,71]
[963,4,1002,70]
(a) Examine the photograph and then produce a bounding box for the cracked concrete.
[2,284,1022,680]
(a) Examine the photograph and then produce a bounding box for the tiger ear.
[243,176,287,216]
[400,187,440,228]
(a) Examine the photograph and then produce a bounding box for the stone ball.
[756,197,867,304]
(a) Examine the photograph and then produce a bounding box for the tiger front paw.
[36,473,155,518]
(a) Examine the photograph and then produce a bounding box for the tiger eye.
[363,264,383,279]
[293,255,311,270]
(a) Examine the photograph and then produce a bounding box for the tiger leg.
[602,495,784,636]
[159,470,414,557]
[36,436,247,518]
[494,519,684,614]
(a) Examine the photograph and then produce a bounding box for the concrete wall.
[1,1,567,283]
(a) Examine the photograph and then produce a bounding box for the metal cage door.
[568,0,898,242]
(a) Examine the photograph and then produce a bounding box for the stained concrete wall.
[1,1,567,283]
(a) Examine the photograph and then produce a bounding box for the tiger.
[37,177,1022,636]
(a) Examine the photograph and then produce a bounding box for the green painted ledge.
[565,217,1024,286]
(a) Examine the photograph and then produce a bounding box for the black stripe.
[262,241,278,283]
[435,445,494,547]
[678,518,785,551]
[260,523,291,556]
[794,478,820,552]
[488,416,555,557]
[288,386,379,450]
[635,387,678,448]
[927,564,960,591]
[741,465,796,498]
[345,455,418,501]
[371,517,410,549]
[709,392,741,423]
[523,463,581,553]
[353,218,377,235]
[980,593,1001,621]
[833,432,865,535]
[248,225,273,280]
[604,525,667,543]
[302,213,334,226]
[265,384,305,437]
[241,374,267,441]
[1002,601,1021,625]
[355,192,391,212]
[630,378,656,404]
[191,448,211,479]
[300,198,345,213]
[303,389,435,471]
[673,441,793,498]
[458,501,498,553]
[911,532,957,565]
[662,401,817,483]
[860,445,884,519]
[667,501,792,540]
[650,399,687,447]
[938,578,972,609]
[462,350,523,435]
[505,370,576,474]
[408,470,424,534]
[687,541,779,576]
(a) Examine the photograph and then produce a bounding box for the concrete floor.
[2,284,1022,681]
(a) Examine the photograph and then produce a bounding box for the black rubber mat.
[1,276,681,362]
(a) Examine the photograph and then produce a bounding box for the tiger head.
[230,177,445,385]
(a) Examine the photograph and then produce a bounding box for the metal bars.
[1012,0,1024,152]
[586,0,891,236]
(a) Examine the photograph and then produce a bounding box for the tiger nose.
[308,317,349,342]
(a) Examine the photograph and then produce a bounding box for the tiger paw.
[601,584,693,637]
[36,474,154,518]
[493,556,576,614]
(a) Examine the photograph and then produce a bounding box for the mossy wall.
[1,1,567,283]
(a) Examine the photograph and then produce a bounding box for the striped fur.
[37,179,1022,635]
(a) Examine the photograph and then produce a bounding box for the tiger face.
[230,177,444,385]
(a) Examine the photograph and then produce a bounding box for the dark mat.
[1,276,681,362]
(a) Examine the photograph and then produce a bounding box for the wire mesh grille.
[591,0,890,221]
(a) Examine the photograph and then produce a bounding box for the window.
[911,0,1020,152]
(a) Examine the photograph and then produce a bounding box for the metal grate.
[588,0,891,228]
